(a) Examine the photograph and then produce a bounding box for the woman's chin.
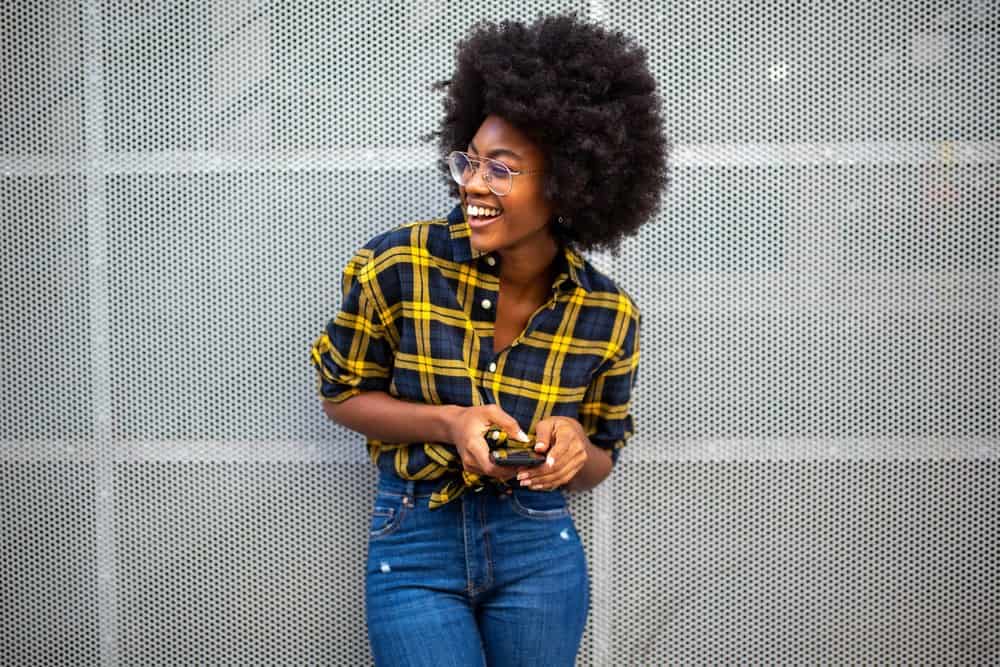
[469,230,498,252]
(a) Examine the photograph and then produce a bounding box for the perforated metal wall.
[2,1,998,665]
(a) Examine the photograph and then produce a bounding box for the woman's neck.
[497,236,560,300]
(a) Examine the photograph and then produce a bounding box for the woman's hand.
[515,416,588,490]
[446,404,527,482]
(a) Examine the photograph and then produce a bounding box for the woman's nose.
[464,164,491,193]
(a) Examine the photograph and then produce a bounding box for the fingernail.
[517,430,529,441]
[535,441,546,451]
[517,472,528,481]
[546,455,555,467]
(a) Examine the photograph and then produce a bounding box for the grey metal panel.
[1,462,100,667]
[1,175,93,442]
[112,461,377,666]
[1,2,85,158]
[612,1,999,143]
[104,169,444,443]
[606,459,999,664]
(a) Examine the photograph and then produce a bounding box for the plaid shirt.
[309,203,640,510]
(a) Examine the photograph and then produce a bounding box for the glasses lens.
[486,160,512,196]
[447,152,512,196]
[448,152,472,184]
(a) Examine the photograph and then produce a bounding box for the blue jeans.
[364,471,590,666]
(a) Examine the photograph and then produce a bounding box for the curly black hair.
[422,10,670,257]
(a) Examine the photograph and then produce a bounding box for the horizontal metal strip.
[601,272,1000,312]
[1,141,997,177]
[1,437,995,462]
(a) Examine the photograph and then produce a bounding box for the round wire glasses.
[446,150,544,197]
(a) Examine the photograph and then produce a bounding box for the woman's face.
[459,114,556,256]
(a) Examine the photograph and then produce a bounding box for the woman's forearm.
[323,391,463,444]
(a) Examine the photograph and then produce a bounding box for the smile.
[468,211,503,228]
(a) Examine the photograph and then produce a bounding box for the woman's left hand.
[515,416,588,490]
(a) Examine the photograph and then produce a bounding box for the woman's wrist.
[564,439,613,492]
[437,404,466,445]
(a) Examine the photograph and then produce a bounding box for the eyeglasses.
[446,150,544,197]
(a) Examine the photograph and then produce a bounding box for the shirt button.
[481,298,492,310]
[488,362,497,372]
[485,256,496,266]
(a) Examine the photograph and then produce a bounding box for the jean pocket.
[369,497,406,539]
[509,489,570,520]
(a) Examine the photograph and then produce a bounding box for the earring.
[557,215,570,227]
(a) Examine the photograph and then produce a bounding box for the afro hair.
[423,10,671,257]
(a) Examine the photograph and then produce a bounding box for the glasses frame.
[446,150,545,197]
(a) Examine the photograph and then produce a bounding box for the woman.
[310,10,668,666]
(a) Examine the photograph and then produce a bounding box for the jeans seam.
[479,494,494,592]
[462,495,475,599]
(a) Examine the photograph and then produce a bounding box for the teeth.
[468,205,501,218]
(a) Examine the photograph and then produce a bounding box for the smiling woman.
[309,9,667,666]
[425,12,670,257]
[456,114,559,271]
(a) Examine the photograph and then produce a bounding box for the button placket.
[485,342,509,380]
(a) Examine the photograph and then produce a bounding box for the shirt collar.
[446,203,591,293]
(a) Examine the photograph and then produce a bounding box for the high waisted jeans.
[364,471,590,666]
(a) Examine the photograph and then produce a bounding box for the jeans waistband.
[376,469,515,499]
[375,470,453,498]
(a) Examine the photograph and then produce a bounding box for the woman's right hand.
[446,404,527,482]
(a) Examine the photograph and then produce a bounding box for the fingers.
[461,441,489,476]
[519,445,582,489]
[533,418,555,454]
[468,435,510,480]
[516,419,584,489]
[492,465,519,481]
[475,440,504,476]
[460,428,494,475]
[539,420,565,469]
[486,404,528,442]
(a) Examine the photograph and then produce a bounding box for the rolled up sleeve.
[309,249,396,404]
[578,309,640,467]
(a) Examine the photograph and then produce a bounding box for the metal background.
[2,1,998,664]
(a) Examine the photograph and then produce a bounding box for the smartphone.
[484,424,546,466]
[490,448,547,467]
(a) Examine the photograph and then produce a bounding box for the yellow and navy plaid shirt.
[309,203,640,510]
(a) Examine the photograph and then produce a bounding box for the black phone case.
[490,449,546,467]
[484,425,546,466]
